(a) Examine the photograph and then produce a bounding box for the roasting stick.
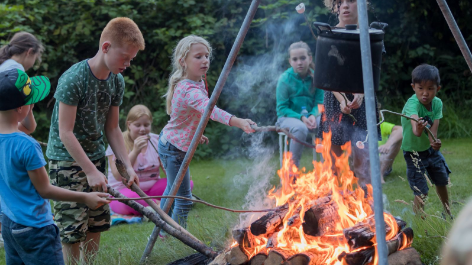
[107,195,274,213]
[250,125,317,149]
[114,159,202,243]
[339,92,358,123]
[107,186,217,258]
[378,109,438,142]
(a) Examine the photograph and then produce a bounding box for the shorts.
[403,147,451,196]
[2,215,64,265]
[49,157,110,244]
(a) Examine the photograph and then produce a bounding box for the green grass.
[0,138,471,265]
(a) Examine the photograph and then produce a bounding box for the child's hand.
[200,135,209,144]
[431,138,441,151]
[415,117,428,132]
[84,192,110,210]
[378,143,392,154]
[340,100,351,114]
[348,94,364,109]
[133,135,149,153]
[86,169,108,192]
[123,167,140,188]
[302,115,317,130]
[230,117,256,134]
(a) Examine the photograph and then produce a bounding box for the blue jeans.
[158,137,193,229]
[2,215,64,265]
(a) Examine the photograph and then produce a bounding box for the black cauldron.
[313,22,386,94]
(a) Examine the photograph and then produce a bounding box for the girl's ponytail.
[0,32,44,65]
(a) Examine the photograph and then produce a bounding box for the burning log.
[249,253,267,265]
[265,249,291,265]
[266,232,279,248]
[251,204,289,236]
[232,228,256,248]
[225,245,248,265]
[338,228,414,265]
[285,252,321,265]
[302,197,339,236]
[343,216,408,250]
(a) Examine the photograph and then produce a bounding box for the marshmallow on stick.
[296,3,305,14]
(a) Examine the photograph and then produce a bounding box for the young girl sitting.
[159,35,255,228]
[0,31,44,134]
[106,105,193,215]
[276,41,324,168]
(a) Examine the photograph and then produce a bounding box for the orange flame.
[238,131,402,264]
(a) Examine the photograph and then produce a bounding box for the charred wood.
[251,204,289,236]
[284,252,319,265]
[302,198,339,236]
[266,232,279,248]
[233,228,256,249]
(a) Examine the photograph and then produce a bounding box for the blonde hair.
[123,105,153,152]
[100,17,145,50]
[164,35,212,115]
[288,41,316,92]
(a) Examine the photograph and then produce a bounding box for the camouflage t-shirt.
[46,60,124,161]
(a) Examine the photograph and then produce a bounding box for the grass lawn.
[0,138,470,265]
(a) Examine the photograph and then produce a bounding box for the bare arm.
[409,114,428,137]
[28,166,109,209]
[58,102,109,191]
[104,106,139,187]
[107,155,123,182]
[18,105,36,134]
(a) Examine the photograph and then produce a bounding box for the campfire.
[224,131,413,265]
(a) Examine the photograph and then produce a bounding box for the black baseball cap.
[0,69,51,111]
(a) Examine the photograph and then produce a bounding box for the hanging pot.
[313,22,385,94]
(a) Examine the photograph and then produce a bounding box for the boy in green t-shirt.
[46,17,144,263]
[401,64,451,218]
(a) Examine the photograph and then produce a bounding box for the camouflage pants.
[49,158,110,244]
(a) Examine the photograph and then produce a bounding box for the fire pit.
[215,131,416,265]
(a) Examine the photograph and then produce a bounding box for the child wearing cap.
[45,17,144,263]
[0,69,110,265]
[401,64,451,218]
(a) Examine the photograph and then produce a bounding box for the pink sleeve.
[184,84,232,125]
[105,145,114,156]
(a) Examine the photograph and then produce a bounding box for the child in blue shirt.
[0,69,109,265]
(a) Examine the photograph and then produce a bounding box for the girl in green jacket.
[276,41,324,168]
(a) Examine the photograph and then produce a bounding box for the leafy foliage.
[1,0,471,158]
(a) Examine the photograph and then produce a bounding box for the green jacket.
[276,67,324,120]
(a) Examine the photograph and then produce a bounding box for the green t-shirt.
[378,122,395,146]
[401,95,443,152]
[46,60,125,161]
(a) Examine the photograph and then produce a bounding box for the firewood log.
[232,228,256,248]
[250,204,289,236]
[265,249,292,265]
[266,232,279,248]
[249,253,268,265]
[226,246,248,265]
[302,199,339,236]
[284,252,319,265]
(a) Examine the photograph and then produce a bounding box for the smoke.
[216,15,317,229]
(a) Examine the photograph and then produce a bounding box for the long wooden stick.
[251,125,317,149]
[107,195,274,213]
[378,109,438,142]
[107,186,216,258]
[339,93,358,123]
[114,159,202,244]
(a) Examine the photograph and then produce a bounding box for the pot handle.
[370,22,388,31]
[313,22,333,34]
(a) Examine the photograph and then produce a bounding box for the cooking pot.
[313,22,385,93]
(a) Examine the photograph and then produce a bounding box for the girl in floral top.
[159,35,255,228]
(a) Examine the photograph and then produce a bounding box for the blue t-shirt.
[0,132,53,228]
